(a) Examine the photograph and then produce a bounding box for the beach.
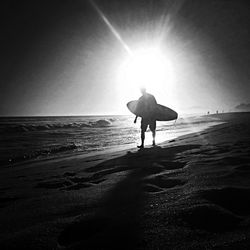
[0,112,250,249]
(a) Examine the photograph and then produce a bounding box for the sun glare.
[117,46,172,102]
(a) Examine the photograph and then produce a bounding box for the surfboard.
[127,100,178,121]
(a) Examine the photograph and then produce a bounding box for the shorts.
[141,118,156,132]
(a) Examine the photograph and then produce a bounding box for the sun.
[117,46,171,101]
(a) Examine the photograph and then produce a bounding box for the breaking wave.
[2,119,113,132]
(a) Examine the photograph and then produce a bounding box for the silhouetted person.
[134,87,157,148]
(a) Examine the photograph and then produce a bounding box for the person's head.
[140,87,146,95]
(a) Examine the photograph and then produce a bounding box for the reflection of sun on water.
[142,122,177,146]
[143,130,167,146]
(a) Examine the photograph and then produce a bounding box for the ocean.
[0,115,223,166]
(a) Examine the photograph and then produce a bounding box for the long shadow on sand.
[58,145,199,249]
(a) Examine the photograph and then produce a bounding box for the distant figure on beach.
[134,87,157,148]
[207,111,210,115]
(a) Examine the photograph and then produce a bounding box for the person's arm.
[153,95,157,104]
[134,116,138,123]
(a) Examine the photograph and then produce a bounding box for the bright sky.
[0,0,250,116]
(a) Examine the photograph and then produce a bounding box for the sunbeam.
[89,0,132,55]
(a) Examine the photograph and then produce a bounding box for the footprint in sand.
[143,174,186,193]
[62,172,77,177]
[35,179,73,189]
[180,186,250,232]
[141,160,187,193]
[37,158,187,192]
[143,184,164,193]
[64,175,106,190]
[35,171,107,191]
[201,187,250,216]
[155,160,186,170]
[64,182,93,190]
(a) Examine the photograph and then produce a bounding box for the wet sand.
[0,112,250,249]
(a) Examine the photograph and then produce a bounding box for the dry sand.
[0,112,250,249]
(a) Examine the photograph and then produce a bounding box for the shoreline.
[4,114,226,169]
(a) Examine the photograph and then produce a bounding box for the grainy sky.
[0,0,250,116]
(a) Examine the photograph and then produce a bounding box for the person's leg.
[139,130,145,148]
[152,130,156,146]
[150,120,156,146]
[138,119,147,148]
